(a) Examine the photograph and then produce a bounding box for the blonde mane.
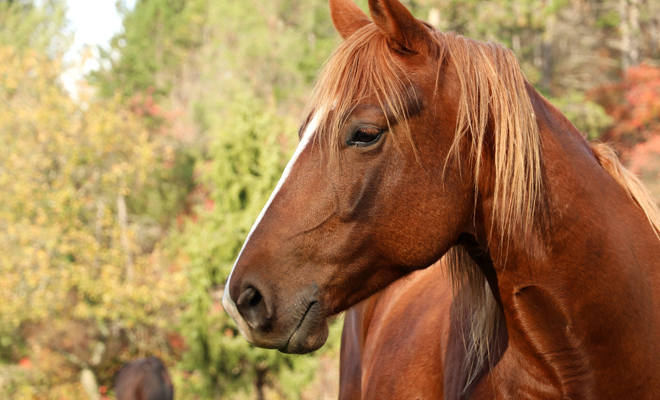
[307,21,660,392]
[441,32,542,388]
[590,142,660,238]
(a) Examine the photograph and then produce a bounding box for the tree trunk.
[80,368,100,400]
[620,0,640,69]
[93,200,104,269]
[642,0,660,59]
[540,10,555,92]
[255,366,267,400]
[512,32,521,54]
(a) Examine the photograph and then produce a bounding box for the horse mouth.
[279,301,329,354]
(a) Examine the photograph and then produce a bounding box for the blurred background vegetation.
[0,0,659,398]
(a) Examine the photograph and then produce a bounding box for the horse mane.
[441,32,542,389]
[307,19,660,392]
[590,142,660,237]
[446,245,501,390]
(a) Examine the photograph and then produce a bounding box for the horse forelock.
[305,23,420,159]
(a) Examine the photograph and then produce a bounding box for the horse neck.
[475,87,660,396]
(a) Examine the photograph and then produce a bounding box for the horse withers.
[223,0,660,397]
[115,357,174,400]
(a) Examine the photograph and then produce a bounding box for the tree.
[93,1,344,397]
[591,63,660,198]
[0,45,186,398]
[0,0,70,55]
[93,0,208,101]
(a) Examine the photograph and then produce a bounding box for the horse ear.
[368,0,433,55]
[330,0,371,40]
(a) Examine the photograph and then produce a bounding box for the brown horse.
[222,0,660,397]
[114,357,174,400]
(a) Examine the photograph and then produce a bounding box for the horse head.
[222,0,527,354]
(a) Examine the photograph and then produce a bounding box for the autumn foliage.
[0,44,190,398]
[593,63,660,148]
[591,64,660,196]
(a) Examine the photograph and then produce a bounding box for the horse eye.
[351,127,382,146]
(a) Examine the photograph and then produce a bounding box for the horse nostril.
[249,289,262,308]
[236,286,271,331]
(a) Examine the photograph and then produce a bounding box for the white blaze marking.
[222,109,323,339]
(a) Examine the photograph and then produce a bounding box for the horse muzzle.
[222,279,329,354]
